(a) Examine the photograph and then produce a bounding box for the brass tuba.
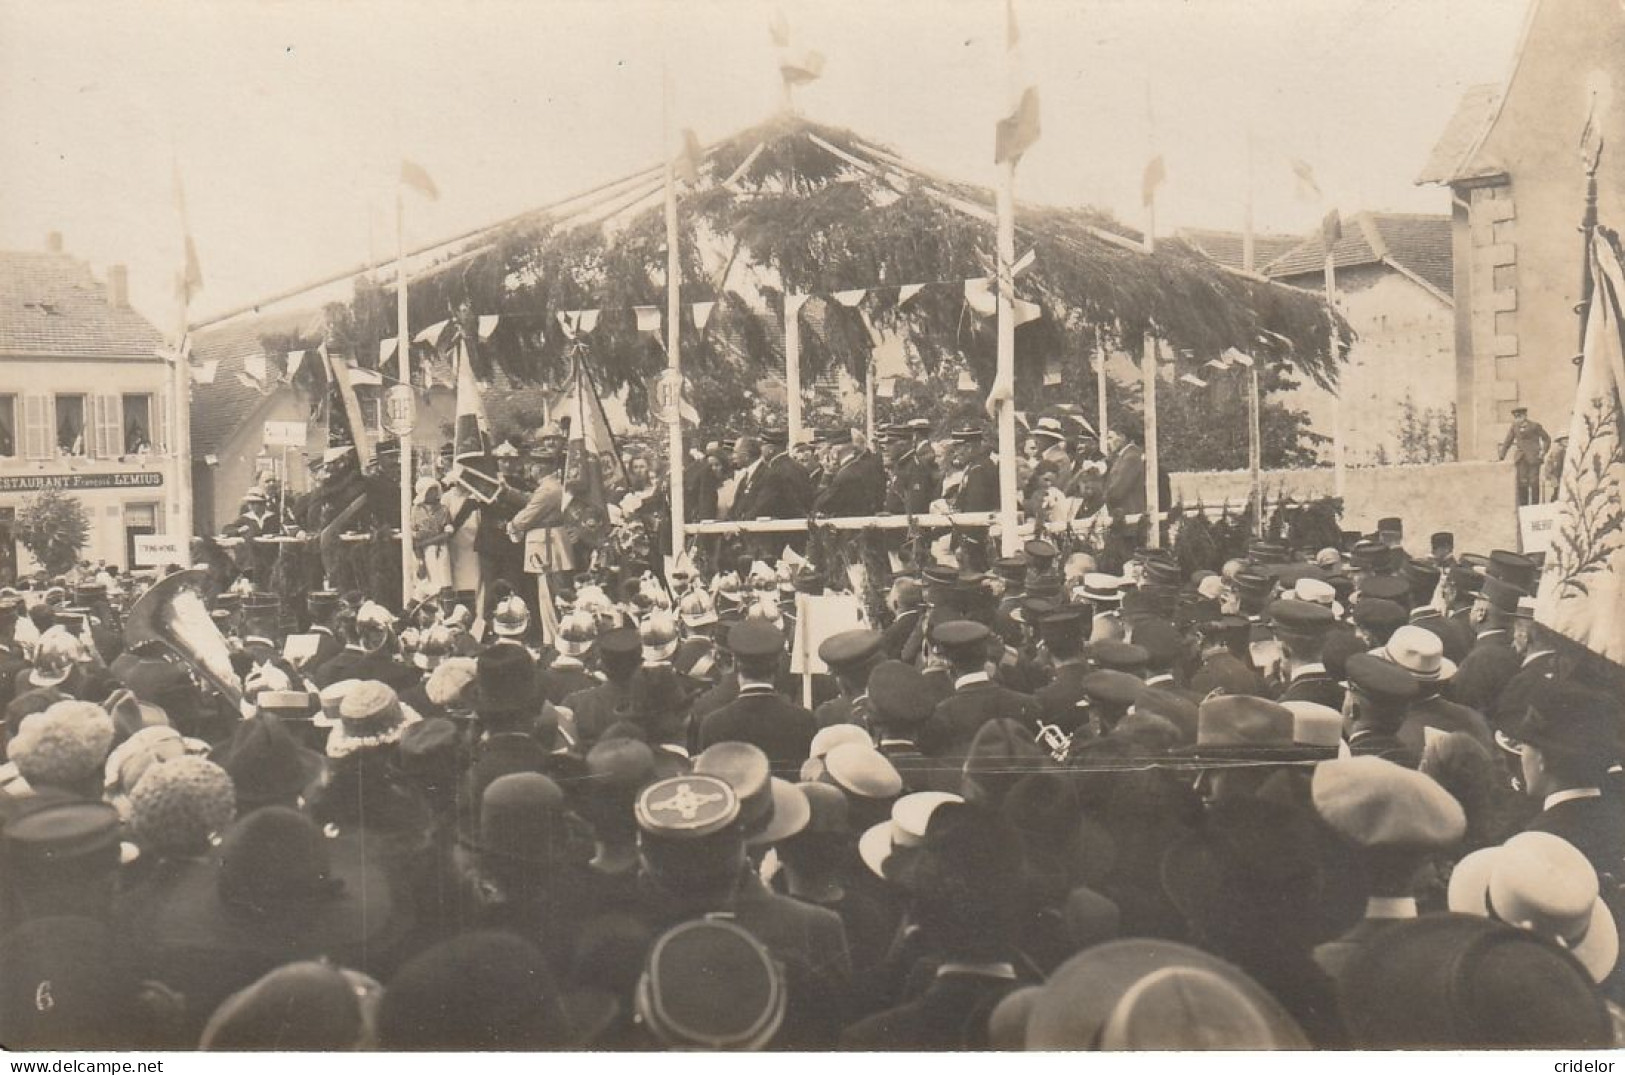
[124,568,243,708]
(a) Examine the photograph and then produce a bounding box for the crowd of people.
[1,444,1622,1051]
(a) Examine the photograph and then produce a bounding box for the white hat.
[1448,832,1618,983]
[1373,624,1457,683]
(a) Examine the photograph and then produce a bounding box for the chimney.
[107,264,128,308]
[45,231,63,253]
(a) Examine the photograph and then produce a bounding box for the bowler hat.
[473,644,539,713]
[1337,915,1610,1048]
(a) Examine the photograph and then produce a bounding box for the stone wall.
[1171,460,1520,555]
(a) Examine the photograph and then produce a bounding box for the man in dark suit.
[814,441,880,518]
[1451,577,1525,714]
[726,436,765,522]
[880,577,925,660]
[560,627,641,748]
[840,803,1027,1050]
[697,621,815,778]
[1269,599,1345,711]
[1032,606,1093,732]
[1510,684,1625,883]
[922,619,1040,758]
[0,598,30,718]
[1103,430,1147,518]
[751,430,813,521]
[812,630,883,730]
[684,445,721,522]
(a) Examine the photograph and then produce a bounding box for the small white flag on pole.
[1012,297,1043,326]
[964,278,997,318]
[414,320,451,347]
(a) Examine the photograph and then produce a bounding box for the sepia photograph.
[0,0,1622,1056]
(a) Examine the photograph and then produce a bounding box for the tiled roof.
[1416,84,1503,185]
[189,305,327,457]
[1261,213,1453,299]
[1174,228,1301,273]
[0,250,166,359]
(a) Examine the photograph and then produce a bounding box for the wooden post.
[395,191,414,608]
[1142,204,1161,549]
[1244,130,1263,537]
[1325,252,1344,500]
[663,53,685,564]
[786,293,804,443]
[995,157,1020,557]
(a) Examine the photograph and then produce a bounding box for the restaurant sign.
[0,472,164,493]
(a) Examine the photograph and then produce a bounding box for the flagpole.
[1244,128,1264,538]
[786,297,803,444]
[996,156,1020,558]
[662,49,686,566]
[1142,84,1162,550]
[1326,248,1344,501]
[396,189,415,610]
[1095,329,1109,446]
[169,157,196,548]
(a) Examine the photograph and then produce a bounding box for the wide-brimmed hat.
[636,918,786,1050]
[1020,939,1309,1049]
[858,790,962,880]
[1337,915,1611,1048]
[324,681,421,759]
[1371,624,1457,682]
[1176,695,1323,762]
[377,931,615,1050]
[200,961,382,1051]
[208,715,326,811]
[1447,831,1618,983]
[1311,755,1465,851]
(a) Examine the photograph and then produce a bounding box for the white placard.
[283,634,321,666]
[791,592,866,675]
[1518,502,1561,557]
[262,420,307,449]
[133,534,189,568]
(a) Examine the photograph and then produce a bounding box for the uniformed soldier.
[1498,406,1550,507]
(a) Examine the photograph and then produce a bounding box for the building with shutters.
[0,235,181,583]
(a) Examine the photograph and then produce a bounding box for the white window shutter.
[105,395,123,457]
[155,392,170,455]
[88,396,105,458]
[23,395,50,459]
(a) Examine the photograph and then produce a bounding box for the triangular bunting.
[634,306,662,333]
[414,319,451,347]
[964,277,997,318]
[691,301,716,330]
[1013,297,1043,326]
[191,359,219,385]
[897,283,925,307]
[831,288,867,307]
[285,350,306,381]
[478,315,501,341]
[379,338,399,364]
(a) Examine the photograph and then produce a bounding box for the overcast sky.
[0,0,1530,328]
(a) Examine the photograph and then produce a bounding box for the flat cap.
[727,620,786,659]
[1089,640,1150,673]
[821,743,904,801]
[1311,756,1465,849]
[1078,669,1145,709]
[1345,652,1420,704]
[866,661,934,726]
[1350,598,1408,634]
[931,619,991,648]
[1268,598,1335,634]
[817,629,882,669]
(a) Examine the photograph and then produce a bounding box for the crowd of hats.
[0,511,1622,1053]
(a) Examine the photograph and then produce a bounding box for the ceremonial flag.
[1536,232,1625,666]
[1322,209,1343,249]
[173,160,203,306]
[1290,158,1323,202]
[1141,154,1166,208]
[564,358,627,520]
[771,9,823,87]
[675,129,703,185]
[994,0,1040,165]
[400,159,440,201]
[323,343,373,470]
[449,338,497,502]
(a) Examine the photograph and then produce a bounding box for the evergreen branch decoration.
[1547,392,1625,601]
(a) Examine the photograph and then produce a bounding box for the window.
[122,394,153,454]
[0,396,14,457]
[56,394,86,455]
